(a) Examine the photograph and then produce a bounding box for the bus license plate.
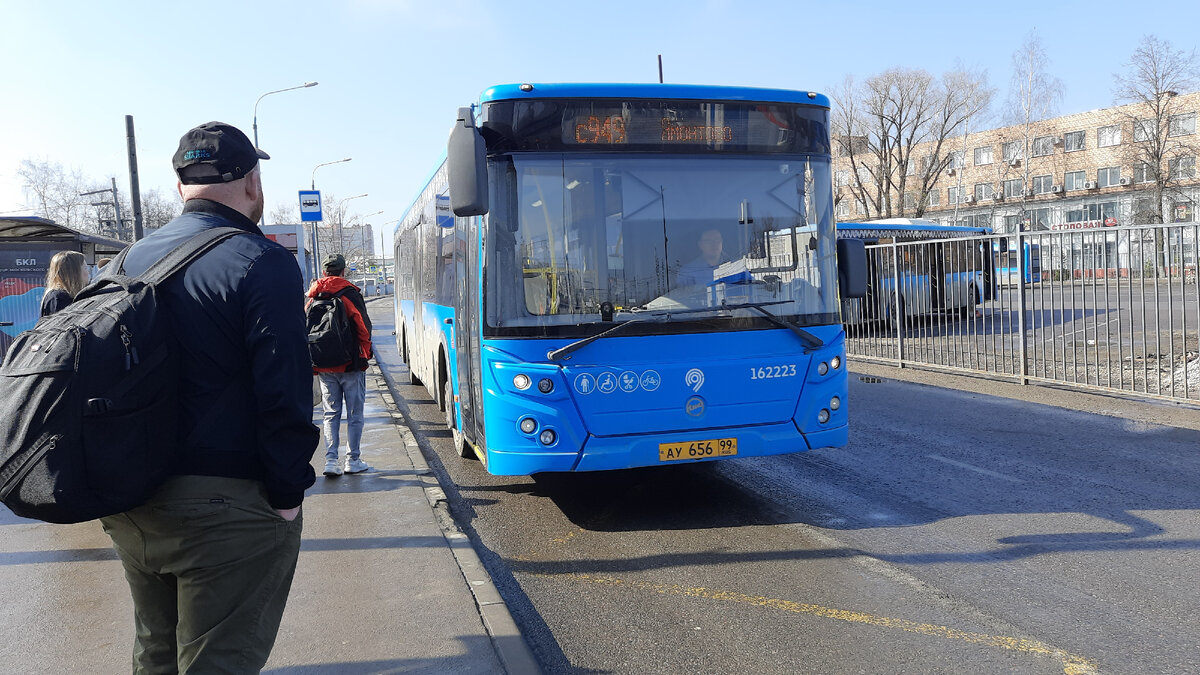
[659,438,738,462]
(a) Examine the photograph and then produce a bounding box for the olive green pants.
[100,476,303,674]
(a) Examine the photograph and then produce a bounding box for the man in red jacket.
[307,253,373,477]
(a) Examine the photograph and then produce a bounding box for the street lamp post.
[358,210,383,269]
[309,157,352,278]
[336,194,368,255]
[252,81,317,151]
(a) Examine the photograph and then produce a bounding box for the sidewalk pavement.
[0,357,538,673]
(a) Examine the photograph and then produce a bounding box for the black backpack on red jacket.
[306,288,358,368]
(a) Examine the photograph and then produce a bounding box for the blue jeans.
[318,370,365,462]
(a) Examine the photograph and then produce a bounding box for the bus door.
[455,214,482,447]
[929,242,947,309]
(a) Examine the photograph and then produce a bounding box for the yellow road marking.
[541,572,1098,675]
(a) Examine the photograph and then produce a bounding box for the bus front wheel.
[960,284,978,318]
[445,378,471,459]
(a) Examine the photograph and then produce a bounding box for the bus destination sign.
[571,113,734,145]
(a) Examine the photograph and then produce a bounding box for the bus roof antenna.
[657,55,664,84]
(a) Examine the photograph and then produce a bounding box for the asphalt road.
[370,300,1200,675]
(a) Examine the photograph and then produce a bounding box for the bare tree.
[832,68,993,221]
[269,202,299,224]
[16,159,96,231]
[1113,34,1199,226]
[1003,30,1064,232]
[138,187,183,233]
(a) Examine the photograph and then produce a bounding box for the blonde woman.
[41,250,89,317]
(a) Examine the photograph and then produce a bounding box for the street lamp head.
[304,81,318,87]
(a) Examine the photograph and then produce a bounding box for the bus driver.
[676,228,728,287]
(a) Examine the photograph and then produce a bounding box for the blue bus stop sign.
[299,190,322,222]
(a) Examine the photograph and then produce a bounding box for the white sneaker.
[323,459,343,477]
[344,458,371,474]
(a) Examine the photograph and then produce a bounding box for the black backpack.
[306,287,358,368]
[0,227,245,523]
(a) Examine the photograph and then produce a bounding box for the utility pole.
[125,115,144,240]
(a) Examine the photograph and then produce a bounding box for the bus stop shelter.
[0,216,127,354]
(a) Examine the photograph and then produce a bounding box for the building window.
[974,183,994,200]
[1003,178,1023,198]
[1064,130,1085,152]
[856,166,872,183]
[1065,170,1086,191]
[1097,124,1121,147]
[1032,174,1054,194]
[1066,202,1117,224]
[1173,201,1194,222]
[1002,140,1024,162]
[836,200,850,218]
[927,190,940,207]
[835,170,849,187]
[856,198,869,215]
[948,186,962,205]
[1168,155,1196,180]
[1133,162,1154,183]
[1097,166,1121,187]
[974,146,993,166]
[903,192,916,210]
[1003,214,1022,233]
[903,159,915,176]
[1133,197,1156,222]
[1168,112,1196,137]
[1134,119,1156,142]
[1032,136,1055,157]
[1025,208,1052,231]
[948,151,963,169]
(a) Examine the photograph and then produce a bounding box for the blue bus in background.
[394,83,866,475]
[838,219,994,327]
[992,240,1042,286]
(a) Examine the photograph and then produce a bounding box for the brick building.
[834,90,1200,235]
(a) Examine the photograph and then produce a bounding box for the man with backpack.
[95,122,320,673]
[306,253,373,477]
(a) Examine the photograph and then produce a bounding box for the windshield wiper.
[731,301,825,352]
[545,300,825,361]
[546,313,671,362]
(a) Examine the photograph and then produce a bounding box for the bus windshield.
[485,153,839,336]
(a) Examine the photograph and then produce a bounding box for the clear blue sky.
[2,0,1197,254]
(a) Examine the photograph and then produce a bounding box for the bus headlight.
[817,361,829,376]
[513,374,532,390]
[537,378,554,393]
[539,429,557,445]
[817,409,830,424]
[519,417,537,434]
[830,396,841,411]
[831,356,841,370]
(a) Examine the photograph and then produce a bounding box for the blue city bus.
[837,219,995,326]
[992,240,1042,286]
[394,83,866,475]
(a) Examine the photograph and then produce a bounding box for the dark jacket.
[118,199,319,509]
[305,275,372,373]
[39,288,73,317]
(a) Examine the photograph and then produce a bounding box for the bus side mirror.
[837,238,867,298]
[448,106,488,217]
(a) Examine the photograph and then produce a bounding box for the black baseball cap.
[323,253,346,272]
[173,121,270,185]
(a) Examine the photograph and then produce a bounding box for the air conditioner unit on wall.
[992,193,1003,201]
[1009,158,1021,167]
[1119,177,1132,186]
[1051,185,1063,194]
[1025,189,1037,197]
[1084,180,1098,189]
[963,195,975,203]
[946,167,957,176]
[1053,136,1064,146]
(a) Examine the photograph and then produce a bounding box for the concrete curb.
[370,365,542,675]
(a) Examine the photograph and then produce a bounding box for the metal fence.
[844,224,1200,402]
